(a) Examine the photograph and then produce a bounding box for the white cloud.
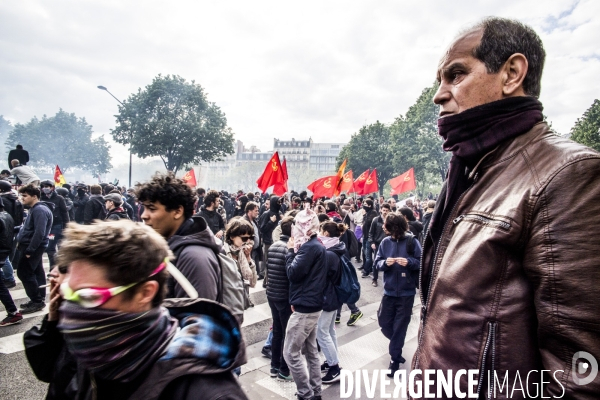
[0,0,597,182]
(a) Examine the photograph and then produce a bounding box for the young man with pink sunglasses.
[24,220,248,400]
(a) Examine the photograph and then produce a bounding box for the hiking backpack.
[334,255,361,304]
[171,244,247,322]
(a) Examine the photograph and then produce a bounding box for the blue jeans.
[317,310,339,366]
[362,238,373,274]
[0,263,17,314]
[2,256,14,283]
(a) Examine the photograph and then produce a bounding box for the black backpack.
[342,229,360,258]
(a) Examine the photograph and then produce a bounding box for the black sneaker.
[320,361,330,372]
[322,364,341,383]
[0,312,23,326]
[261,346,272,359]
[387,360,400,378]
[270,367,278,378]
[347,311,363,326]
[20,301,45,314]
[335,315,341,324]
[372,280,378,287]
[361,273,370,278]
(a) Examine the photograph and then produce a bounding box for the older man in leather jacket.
[413,17,600,399]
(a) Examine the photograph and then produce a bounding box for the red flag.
[339,170,354,193]
[182,168,197,187]
[257,152,285,193]
[54,165,66,187]
[389,168,417,196]
[307,175,336,198]
[362,168,379,194]
[354,169,370,195]
[273,159,288,196]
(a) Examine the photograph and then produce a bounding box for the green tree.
[336,121,395,195]
[111,74,234,174]
[7,109,112,175]
[390,84,449,193]
[570,99,600,153]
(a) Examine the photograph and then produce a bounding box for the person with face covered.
[359,199,379,279]
[72,184,89,224]
[25,220,248,400]
[40,180,70,267]
[258,195,282,281]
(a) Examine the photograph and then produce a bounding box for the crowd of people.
[1,15,599,400]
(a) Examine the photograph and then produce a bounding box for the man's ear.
[173,205,185,220]
[135,281,159,307]
[502,53,528,97]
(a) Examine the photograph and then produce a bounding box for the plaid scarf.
[58,301,178,382]
[432,96,543,239]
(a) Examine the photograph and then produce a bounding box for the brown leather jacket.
[413,122,600,399]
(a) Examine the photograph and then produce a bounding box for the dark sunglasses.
[240,236,252,242]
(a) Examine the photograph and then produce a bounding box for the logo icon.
[323,178,332,189]
[572,351,598,386]
[366,178,373,184]
[272,159,279,171]
[404,175,411,182]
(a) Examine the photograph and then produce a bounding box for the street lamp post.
[97,85,132,187]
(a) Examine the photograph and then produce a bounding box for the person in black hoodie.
[360,199,379,279]
[258,196,282,280]
[83,185,107,224]
[265,216,293,381]
[56,187,75,222]
[0,180,23,288]
[72,184,89,224]
[0,197,21,326]
[316,221,346,384]
[40,180,70,267]
[399,206,423,243]
[24,220,248,400]
[138,174,222,301]
[367,203,391,287]
[198,190,225,240]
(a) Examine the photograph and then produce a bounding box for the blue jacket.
[16,201,53,254]
[322,241,346,312]
[375,235,422,297]
[285,235,327,313]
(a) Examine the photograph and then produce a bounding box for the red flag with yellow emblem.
[257,152,285,193]
[307,175,336,198]
[362,168,379,194]
[182,168,197,187]
[389,168,416,195]
[354,169,370,195]
[333,159,347,196]
[338,170,354,193]
[273,158,288,196]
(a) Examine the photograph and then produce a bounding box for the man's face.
[141,201,182,238]
[20,193,36,207]
[388,199,396,207]
[105,200,114,211]
[433,30,504,117]
[381,207,390,220]
[248,208,259,220]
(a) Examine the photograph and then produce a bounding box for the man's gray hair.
[470,17,546,98]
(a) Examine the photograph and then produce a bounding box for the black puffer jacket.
[266,235,290,304]
[106,207,130,221]
[368,215,386,246]
[198,208,224,235]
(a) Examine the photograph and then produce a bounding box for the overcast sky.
[1,0,598,171]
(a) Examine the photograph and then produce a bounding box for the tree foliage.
[111,74,234,174]
[390,84,450,193]
[6,109,112,175]
[0,116,13,163]
[336,121,395,195]
[570,99,600,153]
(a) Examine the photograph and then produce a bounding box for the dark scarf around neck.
[430,96,543,241]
